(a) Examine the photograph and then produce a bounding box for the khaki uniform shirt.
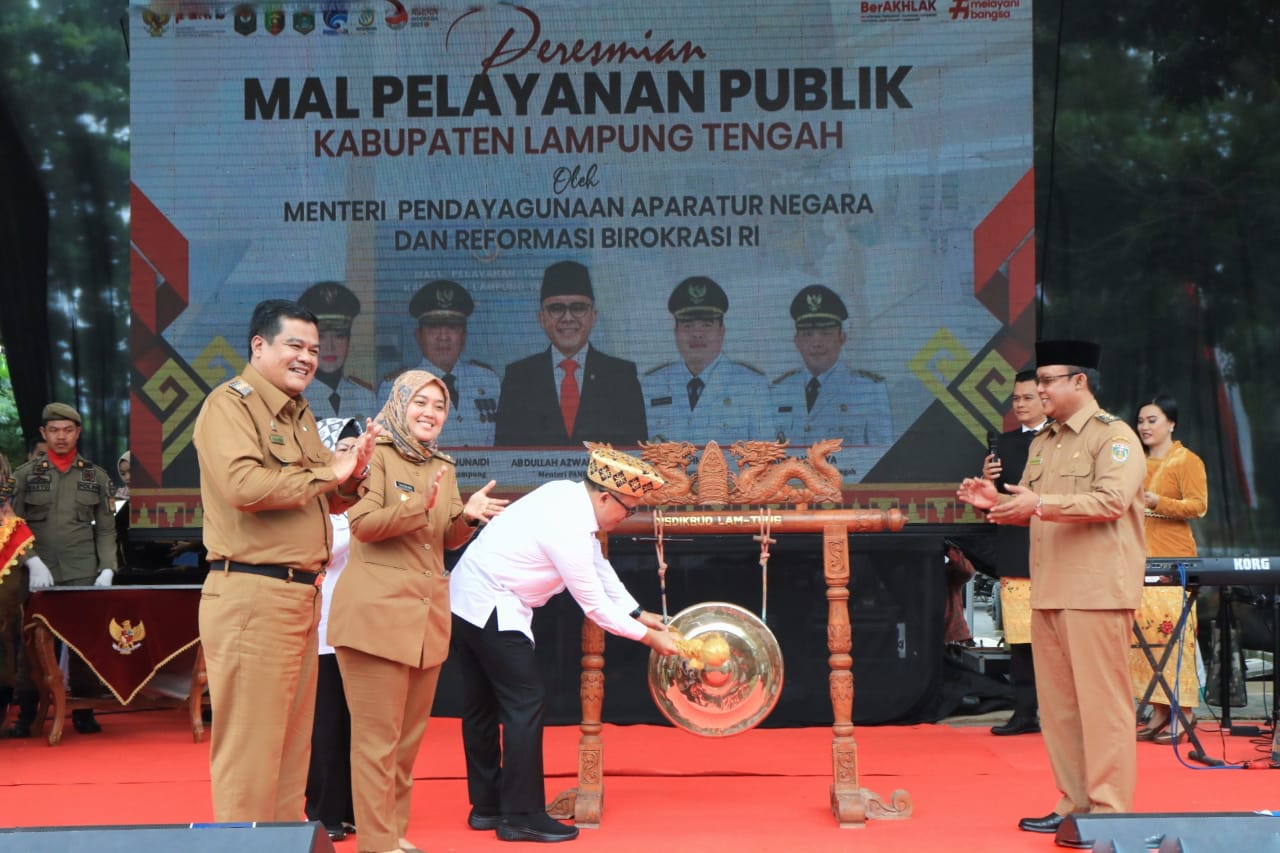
[194,364,352,573]
[1020,400,1146,610]
[327,443,475,669]
[10,454,116,584]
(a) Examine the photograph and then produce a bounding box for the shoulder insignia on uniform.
[732,360,765,376]
[434,450,456,465]
[854,369,886,382]
[0,475,14,498]
[1094,411,1120,424]
[467,359,496,372]
[348,375,373,391]
[772,369,799,386]
[228,378,254,398]
[644,362,675,377]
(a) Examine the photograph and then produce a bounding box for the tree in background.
[0,352,23,463]
[0,1,130,469]
[1034,0,1280,549]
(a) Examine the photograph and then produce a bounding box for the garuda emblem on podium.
[109,618,146,655]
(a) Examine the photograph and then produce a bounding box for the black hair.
[1138,393,1178,427]
[1013,369,1037,384]
[248,299,318,354]
[338,419,363,441]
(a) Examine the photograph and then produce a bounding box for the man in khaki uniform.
[6,402,117,736]
[958,340,1145,833]
[194,299,377,822]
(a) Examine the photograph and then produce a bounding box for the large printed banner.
[128,0,1034,532]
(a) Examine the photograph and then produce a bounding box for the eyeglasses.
[543,301,594,319]
[1035,372,1079,387]
[605,491,639,517]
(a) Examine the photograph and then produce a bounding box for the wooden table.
[22,585,207,745]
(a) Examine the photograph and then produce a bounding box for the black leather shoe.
[1018,812,1065,833]
[3,719,32,739]
[71,710,102,734]
[496,813,579,843]
[468,807,501,831]
[323,825,347,842]
[991,713,1040,735]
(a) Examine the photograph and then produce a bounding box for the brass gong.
[647,602,784,737]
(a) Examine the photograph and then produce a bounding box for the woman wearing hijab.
[327,370,506,853]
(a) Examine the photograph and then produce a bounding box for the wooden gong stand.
[547,506,914,829]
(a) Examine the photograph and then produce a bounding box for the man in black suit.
[495,260,647,446]
[983,369,1047,735]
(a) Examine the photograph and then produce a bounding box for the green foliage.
[0,351,24,465]
[0,0,132,466]
[1034,0,1280,548]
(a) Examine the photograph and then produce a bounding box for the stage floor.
[1,704,1276,852]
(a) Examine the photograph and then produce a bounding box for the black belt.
[222,560,320,585]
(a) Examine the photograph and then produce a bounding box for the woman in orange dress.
[1130,395,1207,743]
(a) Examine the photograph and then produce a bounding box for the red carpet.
[1,709,1276,851]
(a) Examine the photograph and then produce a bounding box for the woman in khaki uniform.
[327,370,505,853]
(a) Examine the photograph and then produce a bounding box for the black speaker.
[1057,812,1280,852]
[0,822,336,852]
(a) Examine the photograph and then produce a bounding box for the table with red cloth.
[22,585,207,745]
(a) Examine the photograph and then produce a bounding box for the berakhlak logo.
[234,3,257,35]
[385,0,409,29]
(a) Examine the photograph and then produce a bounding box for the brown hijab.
[374,370,450,463]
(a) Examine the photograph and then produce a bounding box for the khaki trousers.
[1032,608,1137,815]
[336,645,441,853]
[199,570,320,821]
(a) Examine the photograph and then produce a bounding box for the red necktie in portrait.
[560,358,580,436]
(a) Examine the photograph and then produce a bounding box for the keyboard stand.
[1132,588,1220,766]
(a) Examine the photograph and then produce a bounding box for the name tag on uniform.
[270,434,285,445]
[650,396,672,407]
[777,405,794,413]
[1027,457,1042,465]
[395,481,415,492]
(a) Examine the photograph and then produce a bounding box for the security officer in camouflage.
[379,279,499,447]
[770,284,893,448]
[6,402,117,736]
[642,276,769,445]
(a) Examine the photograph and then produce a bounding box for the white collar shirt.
[449,479,645,644]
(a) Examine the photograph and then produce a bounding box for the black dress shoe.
[468,807,500,831]
[3,719,32,739]
[496,813,579,843]
[991,713,1041,736]
[71,710,102,734]
[323,825,347,842]
[1018,812,1065,833]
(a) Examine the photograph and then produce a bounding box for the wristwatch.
[629,607,643,619]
